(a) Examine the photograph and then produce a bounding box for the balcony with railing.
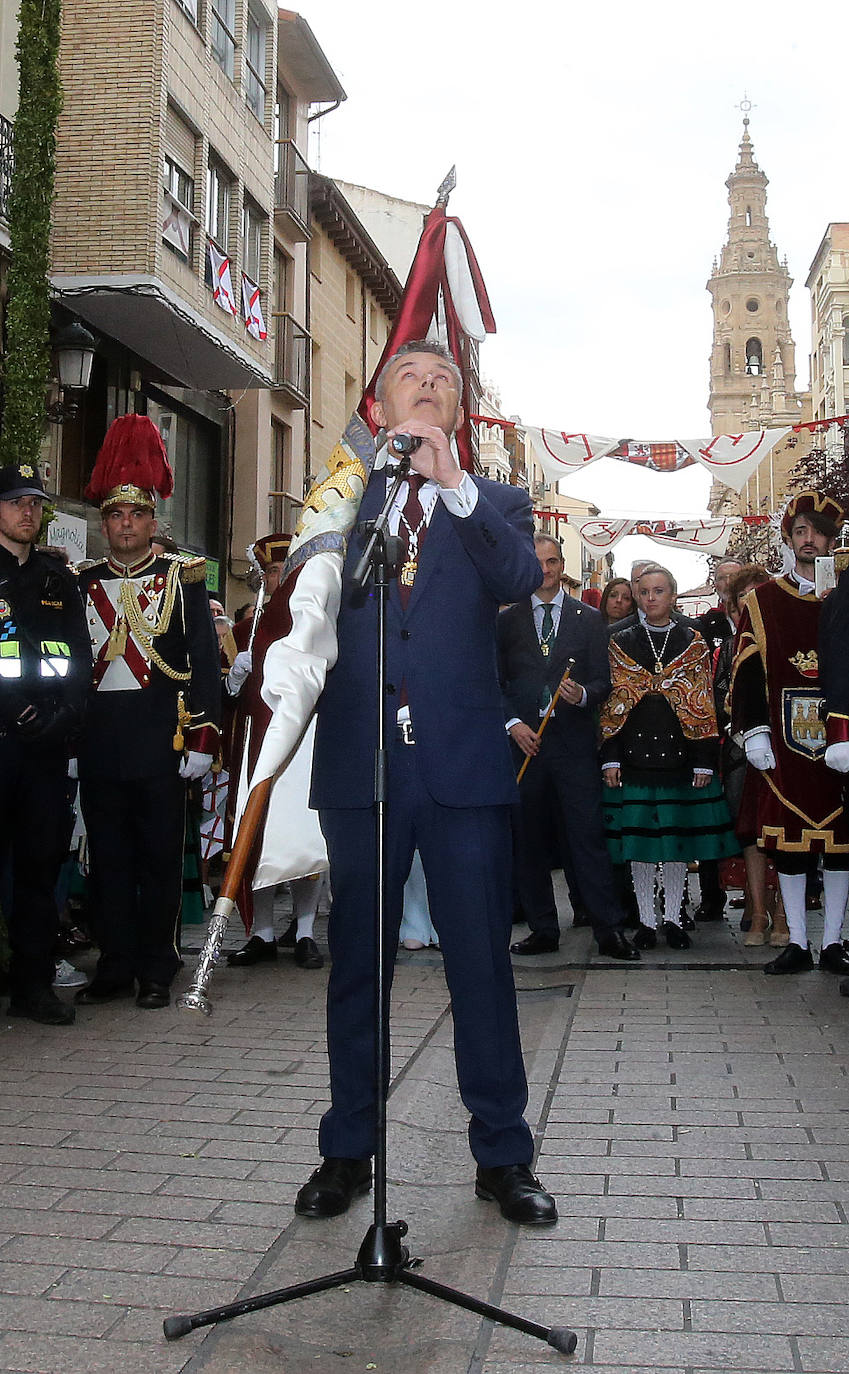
[274,311,309,406]
[269,489,304,537]
[274,140,310,241]
[0,114,13,228]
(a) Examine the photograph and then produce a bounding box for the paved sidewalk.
[1,896,848,1373]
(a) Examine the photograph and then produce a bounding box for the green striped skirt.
[603,775,739,865]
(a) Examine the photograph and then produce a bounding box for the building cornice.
[310,174,402,313]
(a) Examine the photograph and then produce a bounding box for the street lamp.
[47,321,96,422]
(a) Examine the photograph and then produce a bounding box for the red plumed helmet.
[85,414,174,511]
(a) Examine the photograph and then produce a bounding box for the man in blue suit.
[498,536,639,958]
[296,341,557,1227]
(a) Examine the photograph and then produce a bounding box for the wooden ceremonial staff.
[516,657,576,784]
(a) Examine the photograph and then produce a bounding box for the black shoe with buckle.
[764,942,813,976]
[634,923,658,950]
[663,921,691,950]
[294,1157,372,1218]
[819,942,849,975]
[294,936,324,969]
[226,936,277,967]
[596,929,640,961]
[475,1164,557,1226]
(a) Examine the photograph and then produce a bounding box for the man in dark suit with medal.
[296,341,560,1228]
[498,536,639,960]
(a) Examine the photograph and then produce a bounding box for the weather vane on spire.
[736,94,756,128]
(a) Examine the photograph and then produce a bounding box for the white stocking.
[822,868,849,948]
[631,861,658,929]
[777,872,807,947]
[251,884,276,943]
[291,875,320,941]
[662,862,687,927]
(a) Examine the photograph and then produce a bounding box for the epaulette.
[178,554,207,584]
[72,556,108,576]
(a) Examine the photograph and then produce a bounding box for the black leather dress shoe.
[294,936,324,969]
[663,922,691,950]
[764,942,813,976]
[596,929,640,961]
[819,942,849,974]
[510,932,559,955]
[8,988,75,1025]
[475,1164,558,1225]
[634,923,657,950]
[136,982,170,1009]
[75,979,135,1005]
[294,1157,372,1218]
[226,936,277,967]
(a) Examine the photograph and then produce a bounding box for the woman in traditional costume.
[600,565,737,949]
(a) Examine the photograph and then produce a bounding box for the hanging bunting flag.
[208,241,237,317]
[241,274,267,341]
[161,191,192,257]
[525,424,791,494]
[535,510,770,558]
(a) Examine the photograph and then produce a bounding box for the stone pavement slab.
[0,891,848,1371]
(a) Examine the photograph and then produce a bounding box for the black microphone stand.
[163,449,577,1358]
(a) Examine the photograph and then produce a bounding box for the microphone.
[390,433,422,455]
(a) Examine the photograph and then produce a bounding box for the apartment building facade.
[38,1,342,603]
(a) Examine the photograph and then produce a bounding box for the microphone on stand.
[390,433,422,455]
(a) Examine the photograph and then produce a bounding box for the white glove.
[226,649,252,696]
[67,757,78,780]
[744,731,776,771]
[179,750,213,781]
[825,742,849,774]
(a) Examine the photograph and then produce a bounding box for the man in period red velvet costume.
[75,415,221,1009]
[731,489,849,976]
[222,534,325,971]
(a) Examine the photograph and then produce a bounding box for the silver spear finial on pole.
[436,166,456,207]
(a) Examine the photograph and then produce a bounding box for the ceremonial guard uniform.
[76,416,220,1007]
[731,490,849,974]
[0,465,91,1024]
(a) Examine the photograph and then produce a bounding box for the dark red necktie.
[398,473,428,610]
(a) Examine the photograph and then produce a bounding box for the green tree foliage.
[0,0,62,468]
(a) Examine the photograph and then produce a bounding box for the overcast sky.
[303,0,845,588]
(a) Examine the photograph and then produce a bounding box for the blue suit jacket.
[310,473,542,809]
[497,595,611,759]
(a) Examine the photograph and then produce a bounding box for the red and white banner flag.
[232,194,495,890]
[161,190,192,257]
[241,275,267,341]
[359,202,496,471]
[525,424,791,494]
[208,242,237,316]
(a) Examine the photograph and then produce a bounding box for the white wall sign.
[48,511,87,563]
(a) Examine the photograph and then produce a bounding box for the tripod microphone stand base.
[163,1216,578,1355]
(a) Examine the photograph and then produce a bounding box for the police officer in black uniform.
[0,464,91,1025]
[75,415,220,1010]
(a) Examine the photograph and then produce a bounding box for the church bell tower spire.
[706,105,810,517]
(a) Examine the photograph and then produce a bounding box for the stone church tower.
[707,113,811,518]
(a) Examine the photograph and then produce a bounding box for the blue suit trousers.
[318,737,534,1168]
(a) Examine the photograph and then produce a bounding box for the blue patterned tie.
[538,603,554,711]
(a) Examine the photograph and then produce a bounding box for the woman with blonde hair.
[601,565,737,948]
